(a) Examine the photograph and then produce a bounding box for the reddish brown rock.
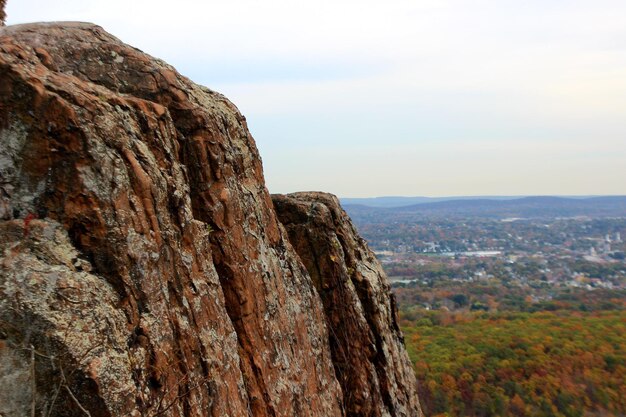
[0,22,342,417]
[0,22,422,417]
[272,192,423,417]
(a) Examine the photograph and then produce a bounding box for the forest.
[401,307,626,417]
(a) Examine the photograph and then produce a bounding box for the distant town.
[367,217,624,289]
[344,196,626,310]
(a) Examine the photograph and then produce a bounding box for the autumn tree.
[402,309,626,416]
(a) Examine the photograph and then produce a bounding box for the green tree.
[451,293,469,308]
[0,0,6,26]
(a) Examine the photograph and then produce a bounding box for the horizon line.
[338,194,626,199]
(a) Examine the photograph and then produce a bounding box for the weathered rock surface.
[0,22,421,417]
[273,193,423,417]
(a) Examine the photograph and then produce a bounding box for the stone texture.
[272,192,423,417]
[0,22,421,417]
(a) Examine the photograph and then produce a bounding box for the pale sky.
[6,0,626,197]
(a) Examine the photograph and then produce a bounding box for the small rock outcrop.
[273,193,423,417]
[0,22,421,417]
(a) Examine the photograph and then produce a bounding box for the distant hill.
[340,195,521,208]
[342,196,626,221]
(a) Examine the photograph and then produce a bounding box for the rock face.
[0,22,421,417]
[272,193,422,417]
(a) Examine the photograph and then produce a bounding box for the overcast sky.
[6,0,626,197]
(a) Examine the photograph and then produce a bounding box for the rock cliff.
[0,22,421,417]
[272,193,422,417]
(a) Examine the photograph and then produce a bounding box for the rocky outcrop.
[273,193,423,417]
[0,22,421,417]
